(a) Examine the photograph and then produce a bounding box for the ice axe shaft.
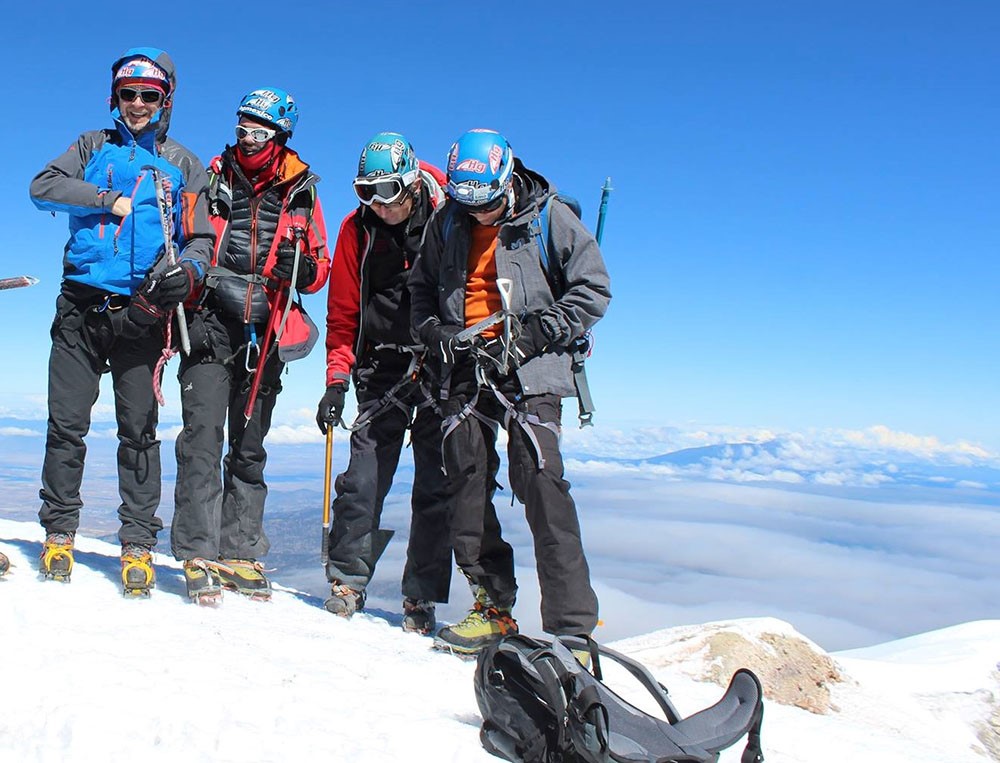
[145,165,191,355]
[496,278,514,375]
[241,294,284,421]
[322,427,333,566]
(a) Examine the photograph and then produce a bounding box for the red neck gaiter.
[235,141,283,192]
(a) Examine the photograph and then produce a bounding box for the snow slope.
[1,518,997,763]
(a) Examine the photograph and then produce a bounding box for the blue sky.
[0,0,997,451]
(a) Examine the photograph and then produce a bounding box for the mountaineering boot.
[216,559,272,600]
[401,598,436,635]
[324,581,365,617]
[182,559,224,605]
[434,586,518,655]
[121,543,155,597]
[40,532,75,581]
[0,551,9,577]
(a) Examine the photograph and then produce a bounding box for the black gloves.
[316,383,347,434]
[134,260,201,311]
[513,312,551,359]
[155,260,202,305]
[122,290,166,328]
[483,312,551,371]
[273,241,318,288]
[425,324,471,365]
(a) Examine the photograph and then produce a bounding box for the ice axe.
[241,228,302,421]
[322,426,333,567]
[242,294,282,421]
[495,277,514,375]
[0,275,39,291]
[144,165,191,355]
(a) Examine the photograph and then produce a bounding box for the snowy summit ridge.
[1,518,998,763]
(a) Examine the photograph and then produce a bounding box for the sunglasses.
[353,177,408,206]
[235,125,278,143]
[118,88,163,104]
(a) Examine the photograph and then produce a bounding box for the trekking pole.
[595,177,613,246]
[321,427,333,567]
[146,166,191,355]
[567,177,612,429]
[0,275,39,291]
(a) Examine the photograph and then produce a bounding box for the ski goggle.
[117,87,163,104]
[456,193,507,215]
[235,125,278,143]
[353,176,408,206]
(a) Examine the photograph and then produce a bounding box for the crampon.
[121,543,155,597]
[182,559,227,605]
[40,533,75,582]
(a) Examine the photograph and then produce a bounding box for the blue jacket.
[29,47,214,296]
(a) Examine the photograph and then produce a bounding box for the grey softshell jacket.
[409,161,612,398]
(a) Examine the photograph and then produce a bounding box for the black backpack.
[474,635,764,763]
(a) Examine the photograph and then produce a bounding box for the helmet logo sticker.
[389,140,406,172]
[115,60,167,83]
[247,89,281,105]
[455,159,487,173]
[488,145,503,174]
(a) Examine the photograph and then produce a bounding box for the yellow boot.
[434,586,518,656]
[216,559,272,600]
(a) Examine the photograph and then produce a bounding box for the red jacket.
[324,162,445,387]
[207,147,329,360]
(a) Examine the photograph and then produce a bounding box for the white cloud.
[265,424,325,445]
[0,427,41,437]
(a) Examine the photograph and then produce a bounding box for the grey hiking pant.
[171,311,283,561]
[327,349,453,602]
[39,292,164,546]
[442,379,599,636]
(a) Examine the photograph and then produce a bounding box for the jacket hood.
[109,47,177,143]
[510,158,554,221]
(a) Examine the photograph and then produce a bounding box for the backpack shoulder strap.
[555,637,765,763]
[555,637,681,723]
[441,201,459,247]
[532,196,564,297]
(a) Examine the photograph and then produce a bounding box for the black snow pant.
[171,310,283,561]
[39,291,164,546]
[326,348,453,602]
[441,372,599,636]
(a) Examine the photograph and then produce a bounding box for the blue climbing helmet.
[237,87,299,135]
[445,129,515,207]
[353,132,421,205]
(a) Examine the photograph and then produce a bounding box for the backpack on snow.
[474,634,764,763]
